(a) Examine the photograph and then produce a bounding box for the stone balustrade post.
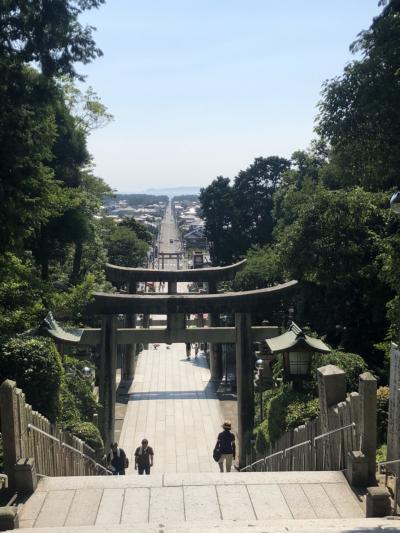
[359,371,377,481]
[0,380,21,489]
[317,365,346,470]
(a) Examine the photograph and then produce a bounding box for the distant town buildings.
[102,197,167,233]
[172,198,208,252]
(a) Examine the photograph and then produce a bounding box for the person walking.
[185,342,191,359]
[107,442,128,475]
[215,420,236,472]
[134,438,154,475]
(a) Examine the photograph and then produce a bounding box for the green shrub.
[376,443,387,464]
[0,337,63,421]
[58,381,82,426]
[68,421,104,456]
[377,386,389,443]
[62,356,98,421]
[313,350,368,392]
[255,386,320,451]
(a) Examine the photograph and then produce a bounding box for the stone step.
[10,517,398,533]
[17,471,367,529]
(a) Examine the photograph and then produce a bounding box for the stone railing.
[243,365,377,485]
[0,380,111,491]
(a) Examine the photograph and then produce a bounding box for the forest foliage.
[0,0,151,449]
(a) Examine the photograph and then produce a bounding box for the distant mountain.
[141,186,200,197]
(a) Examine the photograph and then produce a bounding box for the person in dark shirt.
[107,442,127,475]
[215,420,236,472]
[134,438,154,475]
[186,342,191,359]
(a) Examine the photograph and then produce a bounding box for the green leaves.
[200,156,291,265]
[316,1,400,191]
[0,337,63,421]
[1,0,105,78]
[104,222,149,268]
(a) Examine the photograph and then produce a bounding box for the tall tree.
[233,156,290,251]
[199,176,236,265]
[276,186,391,362]
[0,64,57,253]
[1,0,104,78]
[317,0,400,191]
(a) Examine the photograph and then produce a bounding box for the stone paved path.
[18,471,366,529]
[119,343,223,474]
[117,202,223,474]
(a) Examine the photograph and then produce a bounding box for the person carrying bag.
[214,420,235,472]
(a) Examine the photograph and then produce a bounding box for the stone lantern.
[265,322,330,389]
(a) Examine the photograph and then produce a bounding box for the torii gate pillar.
[208,281,222,380]
[122,281,136,381]
[99,315,117,450]
[235,312,254,469]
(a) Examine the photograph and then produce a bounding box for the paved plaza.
[119,343,224,474]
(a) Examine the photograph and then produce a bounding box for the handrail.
[27,423,112,476]
[27,424,60,444]
[61,442,112,475]
[28,423,95,454]
[241,422,357,473]
[240,450,283,472]
[313,423,355,443]
[377,458,400,516]
[284,440,311,455]
[377,458,400,469]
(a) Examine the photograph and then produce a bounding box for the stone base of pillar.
[366,486,391,517]
[15,457,37,495]
[346,451,368,487]
[0,506,19,530]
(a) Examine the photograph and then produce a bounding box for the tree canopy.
[200,1,400,370]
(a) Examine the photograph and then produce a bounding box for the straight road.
[119,202,224,473]
[157,202,185,270]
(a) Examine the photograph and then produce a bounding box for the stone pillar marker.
[235,312,254,469]
[359,371,377,481]
[99,315,118,450]
[387,342,400,497]
[317,364,346,470]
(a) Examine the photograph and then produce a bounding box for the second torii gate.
[105,259,248,381]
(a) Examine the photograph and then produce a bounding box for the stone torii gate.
[158,251,183,270]
[86,278,297,467]
[105,259,247,382]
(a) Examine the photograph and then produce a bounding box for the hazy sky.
[80,1,382,192]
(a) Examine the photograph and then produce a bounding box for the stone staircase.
[12,471,396,532]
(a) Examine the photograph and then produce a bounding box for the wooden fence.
[0,379,111,484]
[243,366,376,473]
[245,392,361,471]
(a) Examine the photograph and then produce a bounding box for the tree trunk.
[70,241,83,284]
